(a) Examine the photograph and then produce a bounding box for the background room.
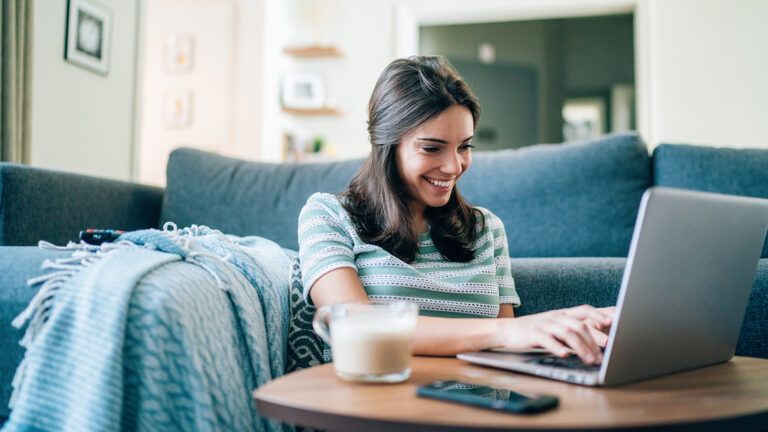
[4,0,766,186]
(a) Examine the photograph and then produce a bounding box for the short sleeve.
[486,212,521,307]
[298,193,358,302]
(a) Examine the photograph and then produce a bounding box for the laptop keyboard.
[527,355,601,372]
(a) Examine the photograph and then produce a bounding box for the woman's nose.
[441,151,463,176]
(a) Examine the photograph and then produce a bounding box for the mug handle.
[312,306,333,345]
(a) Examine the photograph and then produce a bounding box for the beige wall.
[136,0,235,186]
[261,0,396,162]
[649,0,768,148]
[29,0,139,181]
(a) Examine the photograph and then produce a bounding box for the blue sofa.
[1,132,767,421]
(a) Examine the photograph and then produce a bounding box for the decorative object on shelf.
[283,45,343,58]
[64,0,111,75]
[163,90,193,128]
[562,96,607,142]
[288,0,334,48]
[281,72,325,109]
[164,34,195,73]
[283,131,338,163]
[281,107,341,116]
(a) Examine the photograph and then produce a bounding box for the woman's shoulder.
[472,206,505,232]
[305,192,342,207]
[301,192,348,219]
[473,206,500,222]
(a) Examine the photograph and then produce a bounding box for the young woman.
[298,56,613,365]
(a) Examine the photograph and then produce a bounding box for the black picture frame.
[64,0,111,75]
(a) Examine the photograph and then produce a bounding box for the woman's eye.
[422,147,440,153]
[459,144,475,152]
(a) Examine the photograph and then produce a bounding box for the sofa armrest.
[0,163,163,246]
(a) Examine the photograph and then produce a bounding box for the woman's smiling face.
[395,104,475,218]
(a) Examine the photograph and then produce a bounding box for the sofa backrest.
[653,143,768,257]
[160,149,363,251]
[0,163,163,246]
[460,132,650,257]
[162,132,651,256]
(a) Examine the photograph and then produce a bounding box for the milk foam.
[330,315,416,376]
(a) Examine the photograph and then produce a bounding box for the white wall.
[29,0,140,181]
[230,0,265,162]
[262,0,397,163]
[649,0,768,148]
[136,0,272,184]
[137,0,235,185]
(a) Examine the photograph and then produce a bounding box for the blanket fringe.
[10,224,246,410]
[9,240,129,409]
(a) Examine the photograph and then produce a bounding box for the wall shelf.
[282,107,342,116]
[283,45,343,58]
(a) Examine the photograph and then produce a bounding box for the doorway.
[420,14,635,150]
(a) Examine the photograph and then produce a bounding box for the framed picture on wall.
[164,34,195,73]
[64,0,112,75]
[281,72,325,109]
[163,90,194,128]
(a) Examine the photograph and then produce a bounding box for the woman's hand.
[497,305,615,365]
[579,306,615,348]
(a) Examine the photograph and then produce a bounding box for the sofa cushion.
[511,258,625,316]
[286,255,331,373]
[511,257,768,359]
[160,149,363,251]
[653,143,768,257]
[460,132,651,257]
[740,259,768,359]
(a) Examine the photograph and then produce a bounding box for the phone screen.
[424,380,534,402]
[417,380,559,414]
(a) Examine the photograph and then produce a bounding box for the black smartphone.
[416,379,559,414]
[79,229,125,245]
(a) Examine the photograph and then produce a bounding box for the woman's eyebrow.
[416,136,474,144]
[416,137,448,144]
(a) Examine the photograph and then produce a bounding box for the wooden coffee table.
[254,356,768,431]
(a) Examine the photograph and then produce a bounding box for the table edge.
[254,391,768,432]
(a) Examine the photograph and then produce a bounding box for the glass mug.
[313,301,419,383]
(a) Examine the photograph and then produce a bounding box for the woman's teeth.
[425,177,451,188]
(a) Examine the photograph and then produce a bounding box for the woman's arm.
[310,268,612,365]
[498,304,515,318]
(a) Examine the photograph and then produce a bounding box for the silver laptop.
[458,187,768,387]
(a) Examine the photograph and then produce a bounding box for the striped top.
[298,193,520,318]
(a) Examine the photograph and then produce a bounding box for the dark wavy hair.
[341,55,484,263]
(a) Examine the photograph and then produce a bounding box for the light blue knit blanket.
[3,224,295,431]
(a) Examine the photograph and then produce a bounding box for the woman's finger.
[565,305,614,327]
[535,334,572,358]
[561,318,604,362]
[586,318,612,334]
[588,326,609,347]
[597,306,616,325]
[544,319,600,364]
